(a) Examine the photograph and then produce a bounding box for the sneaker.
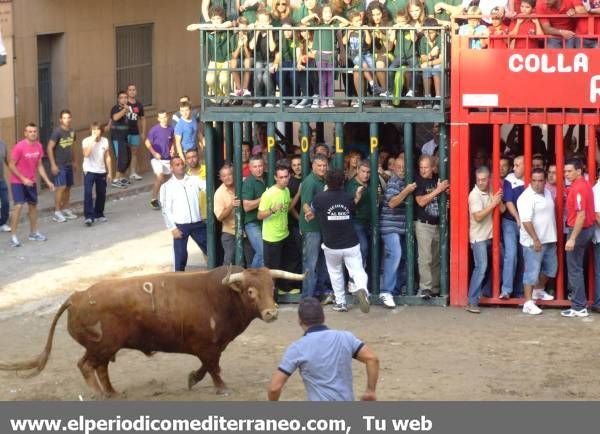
[243,89,252,97]
[0,224,11,232]
[371,83,383,95]
[466,304,481,314]
[150,199,161,210]
[405,90,414,97]
[311,96,319,108]
[561,308,589,318]
[275,102,281,107]
[417,288,431,300]
[28,232,47,242]
[129,173,143,181]
[379,90,392,97]
[63,209,77,220]
[432,104,441,110]
[230,89,243,97]
[295,99,309,108]
[318,100,327,108]
[523,300,542,315]
[288,288,301,295]
[289,99,298,108]
[97,216,108,223]
[120,178,131,186]
[265,102,274,108]
[111,180,125,189]
[332,303,348,312]
[10,235,20,247]
[379,292,396,309]
[532,289,554,301]
[253,102,263,108]
[380,101,392,108]
[355,288,371,313]
[84,218,93,227]
[320,293,334,305]
[52,211,67,223]
[351,100,359,108]
[327,99,335,108]
[498,292,510,300]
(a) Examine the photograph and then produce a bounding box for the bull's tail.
[0,298,71,376]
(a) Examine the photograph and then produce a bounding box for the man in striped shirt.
[379,153,416,308]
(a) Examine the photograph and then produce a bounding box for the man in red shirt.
[537,0,587,48]
[562,158,595,317]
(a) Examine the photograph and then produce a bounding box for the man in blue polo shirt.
[267,298,379,401]
[501,155,525,299]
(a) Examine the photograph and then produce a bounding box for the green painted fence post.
[334,123,344,170]
[369,123,380,296]
[233,122,244,266]
[404,123,416,296]
[204,122,217,269]
[439,123,449,297]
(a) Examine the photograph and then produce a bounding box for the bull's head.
[222,267,305,322]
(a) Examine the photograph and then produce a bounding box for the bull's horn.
[269,270,306,281]
[222,272,245,285]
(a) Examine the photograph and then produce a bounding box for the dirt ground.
[1,193,600,401]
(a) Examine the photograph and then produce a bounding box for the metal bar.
[234,122,244,266]
[243,122,252,142]
[225,122,233,162]
[334,123,344,170]
[301,122,310,178]
[588,125,597,305]
[369,123,380,296]
[555,128,565,301]
[524,124,532,185]
[267,122,276,187]
[439,123,449,296]
[492,124,501,299]
[205,122,217,269]
[404,122,415,296]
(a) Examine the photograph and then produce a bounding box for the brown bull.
[0,266,304,398]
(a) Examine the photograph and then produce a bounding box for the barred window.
[116,23,153,106]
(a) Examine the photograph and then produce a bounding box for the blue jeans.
[245,222,264,268]
[83,172,107,220]
[395,234,407,294]
[173,221,207,271]
[302,231,321,298]
[353,221,369,266]
[0,179,9,226]
[547,37,578,49]
[501,218,522,296]
[567,226,594,310]
[594,242,600,308]
[381,232,401,294]
[468,240,491,305]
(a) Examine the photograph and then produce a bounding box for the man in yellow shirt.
[258,164,294,290]
[185,148,207,220]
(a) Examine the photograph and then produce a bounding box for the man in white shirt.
[160,156,207,271]
[82,123,112,227]
[517,168,557,315]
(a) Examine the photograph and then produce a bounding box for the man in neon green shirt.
[258,164,293,288]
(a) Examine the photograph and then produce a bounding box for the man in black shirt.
[126,84,146,182]
[110,90,131,188]
[313,169,370,313]
[414,154,449,299]
[285,156,303,280]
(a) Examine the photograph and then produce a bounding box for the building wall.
[12,0,203,179]
[0,1,15,146]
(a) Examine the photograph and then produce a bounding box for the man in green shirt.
[301,154,328,298]
[258,165,293,286]
[345,159,371,265]
[242,155,267,267]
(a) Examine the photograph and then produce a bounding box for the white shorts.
[151,159,171,176]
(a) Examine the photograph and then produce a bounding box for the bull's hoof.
[187,372,197,390]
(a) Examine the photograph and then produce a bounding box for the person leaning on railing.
[419,17,444,109]
[205,6,234,103]
[507,0,544,49]
[229,16,253,98]
[535,0,587,49]
[250,9,278,107]
[366,2,393,105]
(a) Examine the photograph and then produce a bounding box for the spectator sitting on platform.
[487,7,509,48]
[419,17,443,110]
[366,2,393,107]
[536,0,587,49]
[229,16,253,98]
[458,6,489,49]
[508,0,544,49]
[205,6,233,103]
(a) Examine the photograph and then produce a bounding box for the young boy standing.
[82,123,113,226]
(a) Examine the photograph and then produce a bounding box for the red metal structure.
[449,19,600,307]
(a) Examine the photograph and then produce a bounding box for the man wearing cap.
[267,297,379,401]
